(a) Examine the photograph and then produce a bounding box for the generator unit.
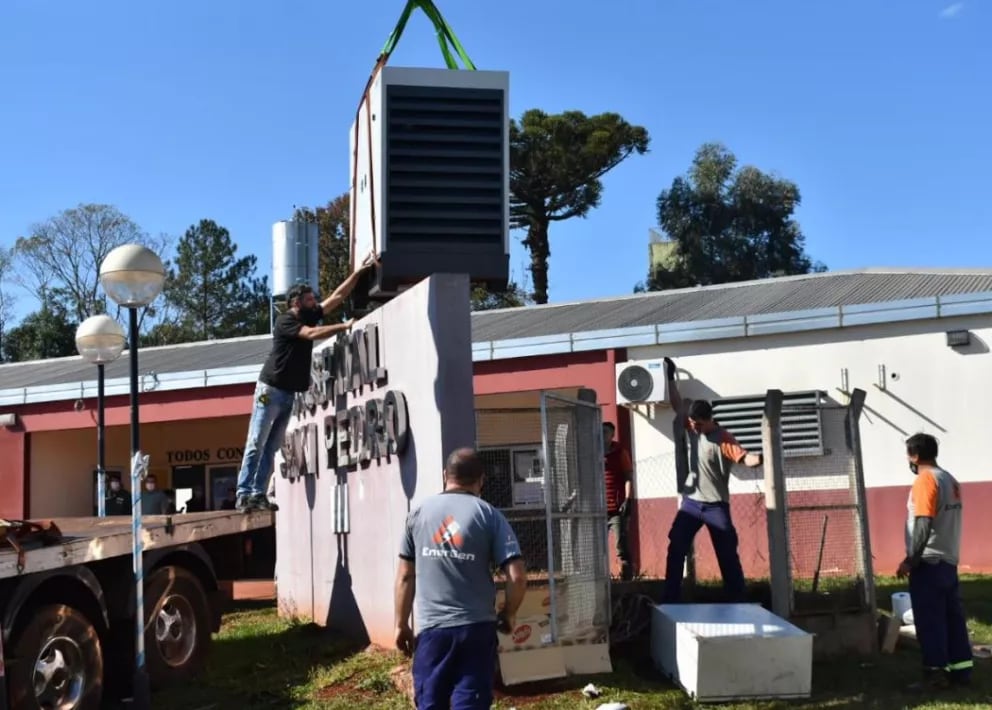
[615,359,669,405]
[349,65,510,307]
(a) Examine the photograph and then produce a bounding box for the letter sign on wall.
[280,323,409,478]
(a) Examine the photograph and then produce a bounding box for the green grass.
[152,576,992,710]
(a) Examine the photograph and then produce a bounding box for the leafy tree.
[294,193,526,315]
[1,300,76,362]
[0,247,15,357]
[147,219,269,344]
[510,110,650,304]
[13,203,169,321]
[470,281,531,311]
[641,143,825,291]
[294,194,352,322]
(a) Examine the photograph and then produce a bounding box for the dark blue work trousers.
[909,560,973,680]
[412,621,498,710]
[663,498,746,603]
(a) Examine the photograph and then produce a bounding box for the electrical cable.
[609,590,657,645]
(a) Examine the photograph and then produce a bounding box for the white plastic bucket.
[891,592,913,625]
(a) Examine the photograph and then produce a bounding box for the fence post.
[539,392,560,645]
[762,389,792,618]
[845,388,877,617]
[672,403,695,592]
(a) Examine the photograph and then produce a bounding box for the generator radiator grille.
[385,84,505,245]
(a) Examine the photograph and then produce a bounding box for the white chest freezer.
[650,603,812,702]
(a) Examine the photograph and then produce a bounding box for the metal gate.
[539,391,611,647]
[474,390,612,651]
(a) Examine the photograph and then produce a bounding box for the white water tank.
[272,220,319,299]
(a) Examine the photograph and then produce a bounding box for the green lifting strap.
[378,0,477,70]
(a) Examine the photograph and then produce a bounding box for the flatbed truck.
[0,510,274,709]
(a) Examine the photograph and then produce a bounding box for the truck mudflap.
[207,588,225,633]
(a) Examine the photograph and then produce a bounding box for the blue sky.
[1,0,990,320]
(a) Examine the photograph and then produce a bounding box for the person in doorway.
[219,487,237,511]
[394,448,528,710]
[897,433,972,692]
[184,484,207,513]
[661,357,763,604]
[105,473,131,516]
[603,421,635,581]
[235,253,376,513]
[140,474,171,515]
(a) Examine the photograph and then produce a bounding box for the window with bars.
[711,390,826,458]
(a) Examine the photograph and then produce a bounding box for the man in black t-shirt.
[235,255,375,512]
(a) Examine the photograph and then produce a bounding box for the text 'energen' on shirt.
[399,491,522,632]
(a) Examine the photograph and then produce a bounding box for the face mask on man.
[301,305,323,327]
[909,462,919,475]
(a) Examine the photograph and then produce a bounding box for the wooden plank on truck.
[0,510,273,579]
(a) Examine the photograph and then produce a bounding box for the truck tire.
[144,565,212,688]
[7,604,104,710]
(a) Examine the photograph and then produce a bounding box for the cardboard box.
[496,614,553,652]
[493,581,612,685]
[494,583,561,619]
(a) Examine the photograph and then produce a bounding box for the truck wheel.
[8,604,104,710]
[144,565,212,688]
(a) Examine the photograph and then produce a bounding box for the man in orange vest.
[898,432,972,692]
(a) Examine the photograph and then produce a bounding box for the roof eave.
[3,290,992,408]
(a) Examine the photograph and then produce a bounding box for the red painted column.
[0,426,28,519]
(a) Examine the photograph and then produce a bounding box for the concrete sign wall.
[274,273,476,646]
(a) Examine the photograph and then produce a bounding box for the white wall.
[626,315,992,499]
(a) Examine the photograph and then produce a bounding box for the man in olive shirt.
[897,433,972,692]
[235,254,375,512]
[661,357,763,604]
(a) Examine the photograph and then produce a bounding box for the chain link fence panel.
[475,394,611,648]
[780,399,874,613]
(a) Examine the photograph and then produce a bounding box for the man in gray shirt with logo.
[394,448,528,710]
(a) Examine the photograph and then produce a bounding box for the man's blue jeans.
[909,560,973,681]
[412,621,498,710]
[663,498,746,603]
[236,381,296,498]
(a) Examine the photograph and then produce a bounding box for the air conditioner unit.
[615,359,669,405]
[349,66,511,308]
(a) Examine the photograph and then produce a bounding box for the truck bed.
[0,510,274,578]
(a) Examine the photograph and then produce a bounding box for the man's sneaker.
[250,494,279,513]
[235,495,255,513]
[905,668,950,694]
[620,561,634,581]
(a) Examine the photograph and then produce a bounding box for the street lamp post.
[75,315,127,517]
[99,244,165,710]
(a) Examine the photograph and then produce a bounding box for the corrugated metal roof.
[2,268,991,392]
[0,336,274,390]
[470,269,992,341]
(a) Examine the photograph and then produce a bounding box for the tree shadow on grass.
[136,602,367,710]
